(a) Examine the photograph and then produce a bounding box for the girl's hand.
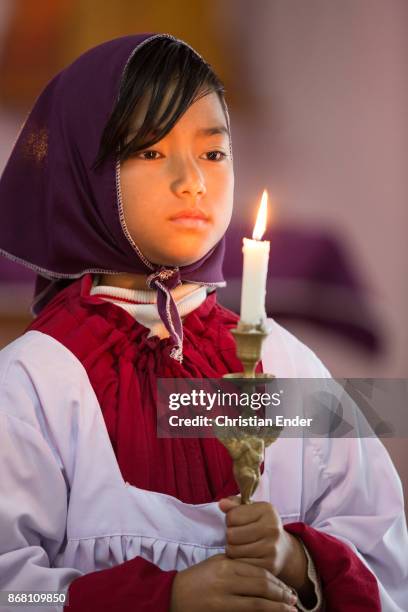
[170,553,298,612]
[218,497,311,596]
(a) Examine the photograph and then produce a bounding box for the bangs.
[94,36,226,168]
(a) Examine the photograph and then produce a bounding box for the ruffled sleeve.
[291,539,323,611]
[285,523,381,611]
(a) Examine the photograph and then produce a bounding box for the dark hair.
[93,35,228,168]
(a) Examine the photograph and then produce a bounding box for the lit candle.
[240,190,270,326]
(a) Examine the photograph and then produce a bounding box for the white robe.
[0,322,407,611]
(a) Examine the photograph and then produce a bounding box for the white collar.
[90,275,209,339]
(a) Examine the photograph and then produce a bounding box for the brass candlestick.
[214,320,282,504]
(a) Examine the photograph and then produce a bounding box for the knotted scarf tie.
[146,266,184,362]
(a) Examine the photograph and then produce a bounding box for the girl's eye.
[137,150,162,160]
[203,150,227,162]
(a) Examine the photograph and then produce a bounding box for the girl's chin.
[149,246,216,268]
[142,235,219,268]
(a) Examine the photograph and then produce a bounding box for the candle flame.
[252,189,268,240]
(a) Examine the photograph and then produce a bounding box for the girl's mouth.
[169,209,210,228]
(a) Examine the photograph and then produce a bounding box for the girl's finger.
[227,520,267,545]
[230,593,297,611]
[231,559,291,592]
[232,576,297,605]
[218,496,241,513]
[226,537,272,559]
[225,501,276,527]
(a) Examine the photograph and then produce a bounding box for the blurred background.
[0,0,407,500]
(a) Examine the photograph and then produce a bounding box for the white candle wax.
[240,236,270,326]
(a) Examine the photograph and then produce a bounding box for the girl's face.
[119,92,234,267]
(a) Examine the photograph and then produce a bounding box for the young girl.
[0,33,406,612]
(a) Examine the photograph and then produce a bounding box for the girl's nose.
[171,158,207,199]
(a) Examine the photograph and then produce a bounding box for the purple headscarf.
[0,34,229,362]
